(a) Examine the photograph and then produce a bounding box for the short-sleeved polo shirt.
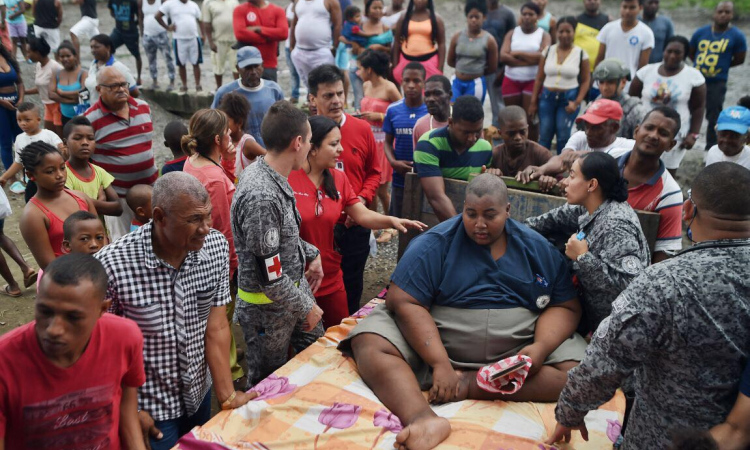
[413,126,493,181]
[391,216,577,311]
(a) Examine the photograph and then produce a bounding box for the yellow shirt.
[202,0,239,42]
[65,162,115,201]
[575,22,602,73]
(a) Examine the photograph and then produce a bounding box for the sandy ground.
[0,0,745,335]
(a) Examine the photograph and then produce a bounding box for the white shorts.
[70,16,100,40]
[174,37,202,66]
[33,26,60,52]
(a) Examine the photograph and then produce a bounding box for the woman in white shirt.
[499,2,549,138]
[629,35,706,174]
[529,16,590,153]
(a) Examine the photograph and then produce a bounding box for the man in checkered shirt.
[95,172,255,450]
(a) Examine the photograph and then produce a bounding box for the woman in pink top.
[181,108,244,380]
[356,49,401,240]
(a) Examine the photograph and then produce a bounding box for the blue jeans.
[285,46,300,100]
[349,63,363,110]
[150,391,212,450]
[0,94,22,171]
[538,87,580,153]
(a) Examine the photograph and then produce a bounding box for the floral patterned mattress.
[174,299,625,449]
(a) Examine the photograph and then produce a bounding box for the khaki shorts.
[212,41,238,76]
[340,303,587,390]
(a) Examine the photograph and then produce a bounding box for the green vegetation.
[668,0,750,13]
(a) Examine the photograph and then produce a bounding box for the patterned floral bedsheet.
[174,299,624,449]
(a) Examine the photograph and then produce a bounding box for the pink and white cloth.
[476,355,533,395]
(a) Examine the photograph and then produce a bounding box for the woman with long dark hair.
[0,44,24,173]
[391,0,445,85]
[525,152,650,333]
[288,116,425,328]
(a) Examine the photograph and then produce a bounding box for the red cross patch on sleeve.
[256,252,283,284]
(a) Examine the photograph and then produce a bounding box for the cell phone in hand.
[488,360,529,381]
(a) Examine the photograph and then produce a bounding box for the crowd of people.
[0,0,750,449]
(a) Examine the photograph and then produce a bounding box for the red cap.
[575,99,623,125]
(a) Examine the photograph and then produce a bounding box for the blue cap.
[717,106,750,134]
[237,46,263,68]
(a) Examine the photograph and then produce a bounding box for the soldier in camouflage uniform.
[525,152,650,333]
[231,101,325,387]
[546,162,750,449]
[591,58,648,139]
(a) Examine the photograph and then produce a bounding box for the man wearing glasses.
[84,66,158,240]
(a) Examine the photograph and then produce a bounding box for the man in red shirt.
[0,254,147,450]
[232,0,288,82]
[308,64,381,315]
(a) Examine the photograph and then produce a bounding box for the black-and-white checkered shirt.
[95,223,231,421]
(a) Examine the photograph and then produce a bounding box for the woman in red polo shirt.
[289,116,426,329]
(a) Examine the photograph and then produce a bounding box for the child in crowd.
[705,105,750,170]
[447,0,498,103]
[336,6,374,108]
[5,0,29,61]
[155,0,203,92]
[125,184,152,231]
[62,211,108,255]
[20,141,96,269]
[0,102,63,200]
[217,92,266,178]
[160,120,189,176]
[63,116,123,219]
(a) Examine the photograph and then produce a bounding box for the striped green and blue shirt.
[413,126,493,181]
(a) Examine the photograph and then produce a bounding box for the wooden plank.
[398,173,660,258]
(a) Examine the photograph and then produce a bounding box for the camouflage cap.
[593,58,631,81]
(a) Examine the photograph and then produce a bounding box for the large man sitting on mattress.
[340,174,588,450]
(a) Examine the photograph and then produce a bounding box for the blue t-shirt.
[641,15,674,64]
[211,79,285,148]
[391,216,577,311]
[690,25,748,82]
[342,20,368,47]
[741,360,750,397]
[5,0,25,24]
[382,99,428,188]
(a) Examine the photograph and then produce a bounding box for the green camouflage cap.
[593,58,631,81]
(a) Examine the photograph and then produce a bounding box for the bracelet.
[221,391,237,410]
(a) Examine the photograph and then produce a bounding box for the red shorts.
[502,76,535,97]
[44,103,62,126]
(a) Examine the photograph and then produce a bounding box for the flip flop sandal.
[1,285,22,298]
[23,270,38,288]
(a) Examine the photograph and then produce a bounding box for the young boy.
[125,184,152,231]
[62,211,108,255]
[488,105,553,178]
[63,116,123,218]
[2,254,146,450]
[217,92,266,178]
[155,0,203,92]
[159,121,188,176]
[705,105,750,170]
[0,102,63,200]
[595,0,654,91]
[383,62,429,217]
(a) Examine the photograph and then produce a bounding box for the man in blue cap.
[211,46,285,148]
[705,105,750,170]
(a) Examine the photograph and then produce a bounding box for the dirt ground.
[0,0,746,335]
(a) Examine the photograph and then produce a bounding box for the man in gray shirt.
[482,0,516,127]
[641,0,674,63]
[546,162,750,449]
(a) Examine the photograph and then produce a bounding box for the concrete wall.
[140,88,214,118]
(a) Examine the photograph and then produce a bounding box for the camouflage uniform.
[555,239,750,449]
[525,200,650,332]
[601,93,648,140]
[231,157,324,387]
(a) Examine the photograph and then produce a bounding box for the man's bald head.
[96,66,126,85]
[466,173,509,205]
[692,162,750,219]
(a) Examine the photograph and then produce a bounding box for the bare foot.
[394,413,451,450]
[454,370,473,401]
